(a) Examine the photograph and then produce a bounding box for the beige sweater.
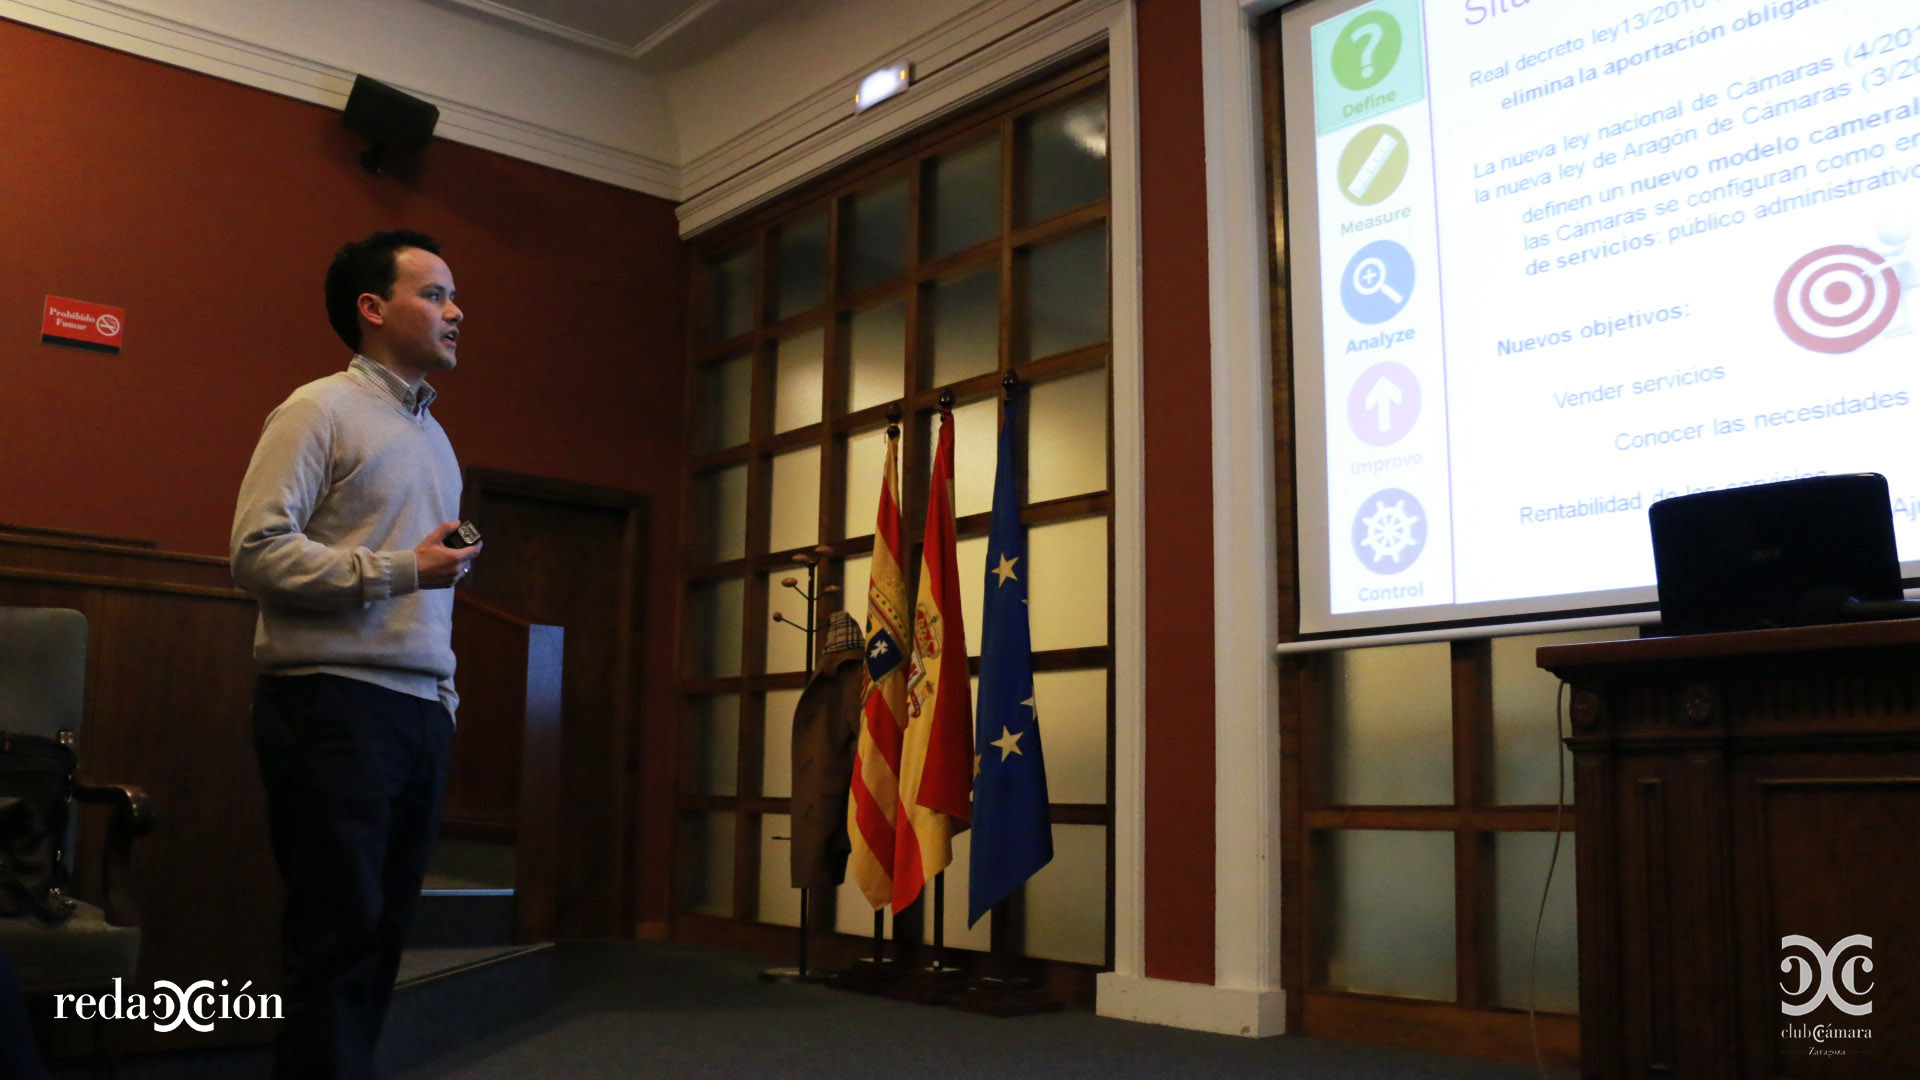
[230,358,462,713]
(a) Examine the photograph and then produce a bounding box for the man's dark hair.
[324,230,442,351]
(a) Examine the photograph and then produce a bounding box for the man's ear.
[356,292,386,329]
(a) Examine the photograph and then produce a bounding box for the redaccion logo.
[1774,245,1901,354]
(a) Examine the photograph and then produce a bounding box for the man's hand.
[415,520,483,589]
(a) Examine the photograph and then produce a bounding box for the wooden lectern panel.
[1541,622,1920,1078]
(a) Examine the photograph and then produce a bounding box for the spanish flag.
[846,429,909,911]
[893,405,973,913]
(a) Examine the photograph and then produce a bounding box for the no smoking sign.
[41,295,126,355]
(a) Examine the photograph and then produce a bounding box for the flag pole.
[828,407,909,996]
[949,372,1061,1017]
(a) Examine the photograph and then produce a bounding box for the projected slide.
[1291,0,1920,632]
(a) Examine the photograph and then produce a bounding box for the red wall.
[0,20,689,918]
[1136,0,1218,985]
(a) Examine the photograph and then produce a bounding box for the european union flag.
[967,390,1052,926]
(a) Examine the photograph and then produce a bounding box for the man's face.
[361,247,462,375]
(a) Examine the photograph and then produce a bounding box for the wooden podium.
[1539,621,1920,1079]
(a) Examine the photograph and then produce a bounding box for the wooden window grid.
[675,56,1118,961]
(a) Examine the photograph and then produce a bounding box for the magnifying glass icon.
[1352,256,1404,304]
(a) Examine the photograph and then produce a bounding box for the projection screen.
[1281,0,1920,636]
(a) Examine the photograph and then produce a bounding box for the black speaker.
[343,75,439,174]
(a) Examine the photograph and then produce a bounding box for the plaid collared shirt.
[350,355,437,415]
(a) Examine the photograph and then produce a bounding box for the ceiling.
[441,0,792,66]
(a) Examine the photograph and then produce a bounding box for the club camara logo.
[53,977,282,1032]
[1779,934,1873,1016]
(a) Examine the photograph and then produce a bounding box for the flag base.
[825,956,908,994]
[881,963,968,1005]
[758,965,833,984]
[947,974,1065,1017]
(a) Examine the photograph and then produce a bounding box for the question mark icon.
[1350,23,1383,80]
[1332,12,1399,91]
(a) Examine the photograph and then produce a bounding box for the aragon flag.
[967,389,1051,926]
[892,405,974,914]
[846,428,910,911]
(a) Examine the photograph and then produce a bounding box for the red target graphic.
[1774,244,1901,354]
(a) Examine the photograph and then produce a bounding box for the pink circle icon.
[95,313,121,338]
[1774,244,1900,353]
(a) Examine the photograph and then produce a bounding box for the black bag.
[0,731,77,924]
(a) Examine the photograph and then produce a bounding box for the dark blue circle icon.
[1340,240,1416,325]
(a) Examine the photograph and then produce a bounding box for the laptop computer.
[1648,473,1905,635]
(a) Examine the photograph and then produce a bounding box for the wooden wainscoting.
[0,532,566,1046]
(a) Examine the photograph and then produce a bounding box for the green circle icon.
[1337,124,1410,205]
[1330,12,1403,91]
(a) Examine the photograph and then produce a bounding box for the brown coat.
[788,649,864,888]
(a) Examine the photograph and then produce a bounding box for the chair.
[0,607,153,1074]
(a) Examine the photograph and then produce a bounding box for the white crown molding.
[440,0,725,61]
[1096,973,1287,1037]
[674,0,1120,237]
[1,0,680,197]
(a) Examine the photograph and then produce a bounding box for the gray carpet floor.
[59,941,1576,1079]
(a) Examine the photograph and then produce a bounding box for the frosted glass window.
[841,426,890,541]
[774,213,828,319]
[757,813,802,926]
[1022,824,1105,964]
[1326,643,1452,806]
[1023,227,1108,360]
[686,577,744,678]
[843,178,908,293]
[928,265,1000,388]
[767,446,822,553]
[772,328,825,434]
[678,811,735,916]
[1492,630,1623,805]
[929,137,1000,258]
[760,688,803,799]
[955,534,989,658]
[1494,832,1580,1013]
[763,575,812,675]
[697,352,752,453]
[680,694,739,796]
[706,243,756,342]
[848,300,906,413]
[838,553,872,627]
[1322,829,1455,1000]
[1022,94,1108,224]
[691,465,747,564]
[1027,367,1108,503]
[1031,669,1106,804]
[925,397,997,520]
[1027,516,1107,651]
[930,828,994,951]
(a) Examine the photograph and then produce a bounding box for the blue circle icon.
[1340,240,1416,325]
[1350,487,1426,574]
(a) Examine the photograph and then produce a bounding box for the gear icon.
[1350,488,1426,574]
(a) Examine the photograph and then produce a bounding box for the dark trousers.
[253,674,452,1080]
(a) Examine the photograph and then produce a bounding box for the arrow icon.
[1364,376,1403,432]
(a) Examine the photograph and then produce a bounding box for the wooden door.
[458,468,647,940]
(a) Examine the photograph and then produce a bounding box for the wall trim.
[1202,0,1285,1005]
[1096,973,1287,1037]
[1104,0,1147,985]
[674,0,1121,237]
[0,0,680,197]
